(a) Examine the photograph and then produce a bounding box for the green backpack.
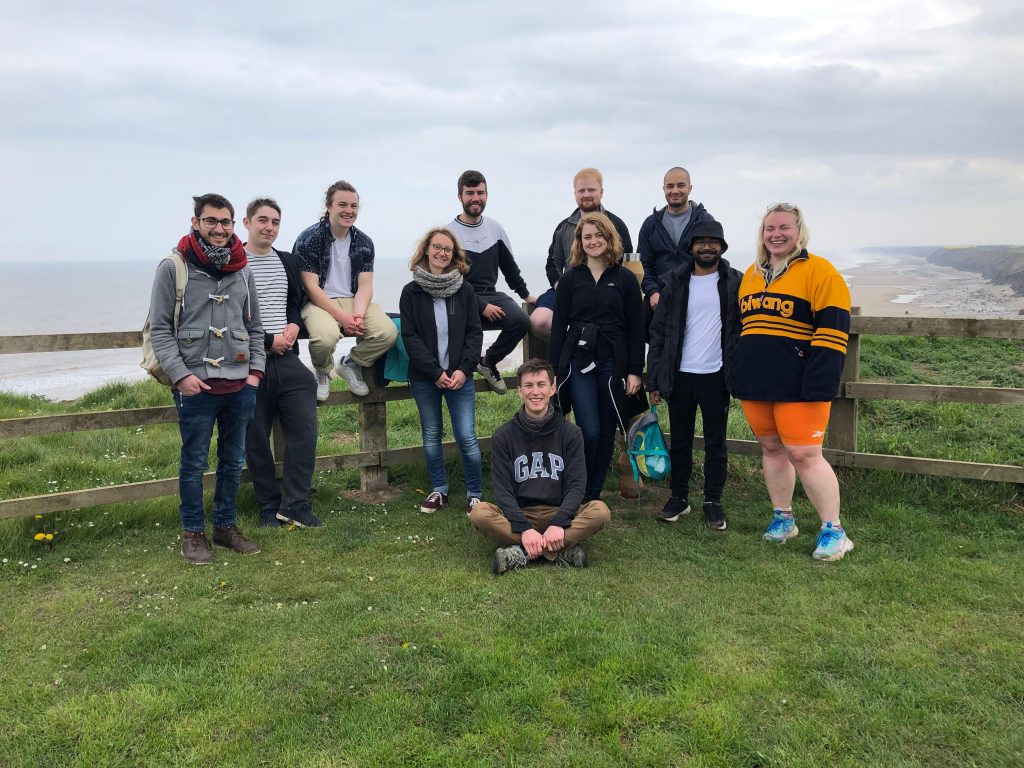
[626,406,671,484]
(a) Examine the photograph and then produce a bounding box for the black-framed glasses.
[200,217,235,229]
[430,243,454,255]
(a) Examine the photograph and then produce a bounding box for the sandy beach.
[844,254,1024,318]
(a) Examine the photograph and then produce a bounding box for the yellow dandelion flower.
[34,514,44,520]
[33,533,45,541]
[45,533,54,541]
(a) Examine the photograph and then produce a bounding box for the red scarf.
[177,231,248,273]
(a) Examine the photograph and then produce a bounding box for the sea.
[0,249,1017,401]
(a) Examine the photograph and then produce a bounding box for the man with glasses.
[447,170,536,394]
[646,220,741,531]
[147,193,265,564]
[294,180,398,400]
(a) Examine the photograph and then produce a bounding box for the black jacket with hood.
[637,203,715,296]
[399,280,482,383]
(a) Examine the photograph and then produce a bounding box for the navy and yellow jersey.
[732,250,851,402]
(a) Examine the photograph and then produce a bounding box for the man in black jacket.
[637,167,715,330]
[469,358,611,574]
[243,198,322,528]
[646,220,740,531]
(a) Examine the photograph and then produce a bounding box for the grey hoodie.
[148,252,265,385]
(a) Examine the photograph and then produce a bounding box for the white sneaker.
[315,370,331,402]
[336,355,369,396]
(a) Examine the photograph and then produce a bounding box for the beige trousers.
[469,501,611,550]
[301,298,398,373]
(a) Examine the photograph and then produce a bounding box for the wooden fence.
[1,314,1022,519]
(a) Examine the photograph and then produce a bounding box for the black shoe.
[260,509,282,528]
[657,496,691,523]
[703,501,728,531]
[276,506,323,528]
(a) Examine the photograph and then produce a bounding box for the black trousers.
[477,290,530,368]
[245,353,318,512]
[666,369,730,502]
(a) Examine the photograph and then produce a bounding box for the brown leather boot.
[618,436,641,499]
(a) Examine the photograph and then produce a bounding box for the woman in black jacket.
[399,227,484,515]
[549,212,645,501]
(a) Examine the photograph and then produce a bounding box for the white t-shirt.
[323,234,354,299]
[679,272,723,373]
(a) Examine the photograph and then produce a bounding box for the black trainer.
[276,506,324,528]
[703,501,728,531]
[260,509,282,528]
[657,496,691,523]
[554,544,588,568]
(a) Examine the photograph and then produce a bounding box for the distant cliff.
[927,246,1024,297]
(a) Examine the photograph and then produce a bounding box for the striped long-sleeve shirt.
[732,250,851,402]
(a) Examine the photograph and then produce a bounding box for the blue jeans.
[409,379,482,497]
[174,386,258,532]
[568,359,618,497]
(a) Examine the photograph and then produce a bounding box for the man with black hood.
[646,219,741,531]
[469,358,611,574]
[147,193,265,564]
[637,167,716,327]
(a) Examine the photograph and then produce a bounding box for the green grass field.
[1,337,1021,767]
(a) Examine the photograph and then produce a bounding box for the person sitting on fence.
[147,193,265,565]
[732,203,854,561]
[242,198,322,529]
[399,227,484,515]
[469,358,611,574]
[293,180,399,401]
[647,219,741,531]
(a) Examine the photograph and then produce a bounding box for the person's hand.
[246,374,262,388]
[649,292,661,310]
[177,374,211,396]
[482,303,506,321]
[625,374,642,396]
[649,390,661,405]
[347,314,366,337]
[448,370,467,389]
[521,528,544,559]
[542,525,565,553]
[270,334,291,355]
[435,372,453,389]
[524,295,538,306]
[282,323,300,346]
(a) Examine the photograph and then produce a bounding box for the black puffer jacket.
[646,256,742,398]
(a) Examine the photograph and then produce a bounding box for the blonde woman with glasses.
[732,204,854,561]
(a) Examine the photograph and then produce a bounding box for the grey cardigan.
[148,252,266,385]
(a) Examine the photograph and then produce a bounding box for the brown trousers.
[469,501,611,549]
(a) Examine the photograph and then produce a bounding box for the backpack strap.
[167,251,189,333]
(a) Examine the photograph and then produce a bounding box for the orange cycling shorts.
[740,400,832,446]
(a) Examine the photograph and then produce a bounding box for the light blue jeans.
[409,379,482,497]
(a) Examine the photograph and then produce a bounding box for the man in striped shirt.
[243,198,322,528]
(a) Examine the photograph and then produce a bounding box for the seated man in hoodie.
[469,358,611,574]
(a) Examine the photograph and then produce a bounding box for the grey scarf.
[412,266,463,298]
[515,404,556,431]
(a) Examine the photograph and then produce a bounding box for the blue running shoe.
[763,510,798,543]
[812,522,854,561]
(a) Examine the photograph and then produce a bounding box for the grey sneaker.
[657,496,691,523]
[554,544,588,568]
[336,355,369,396]
[493,544,529,575]
[181,531,213,565]
[315,370,331,402]
[213,525,261,555]
[477,363,507,395]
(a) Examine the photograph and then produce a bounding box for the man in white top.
[645,220,741,531]
[293,180,398,400]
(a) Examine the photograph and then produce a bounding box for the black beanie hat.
[684,219,728,254]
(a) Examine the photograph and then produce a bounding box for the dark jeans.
[409,379,482,497]
[245,354,318,514]
[567,359,618,497]
[477,290,530,368]
[174,385,258,532]
[666,369,730,502]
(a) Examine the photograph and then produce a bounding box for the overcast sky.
[3,0,1021,268]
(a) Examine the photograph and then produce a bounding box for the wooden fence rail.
[1,314,1022,519]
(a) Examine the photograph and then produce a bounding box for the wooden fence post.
[826,306,861,455]
[358,373,388,492]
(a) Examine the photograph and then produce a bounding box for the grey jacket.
[148,252,265,385]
